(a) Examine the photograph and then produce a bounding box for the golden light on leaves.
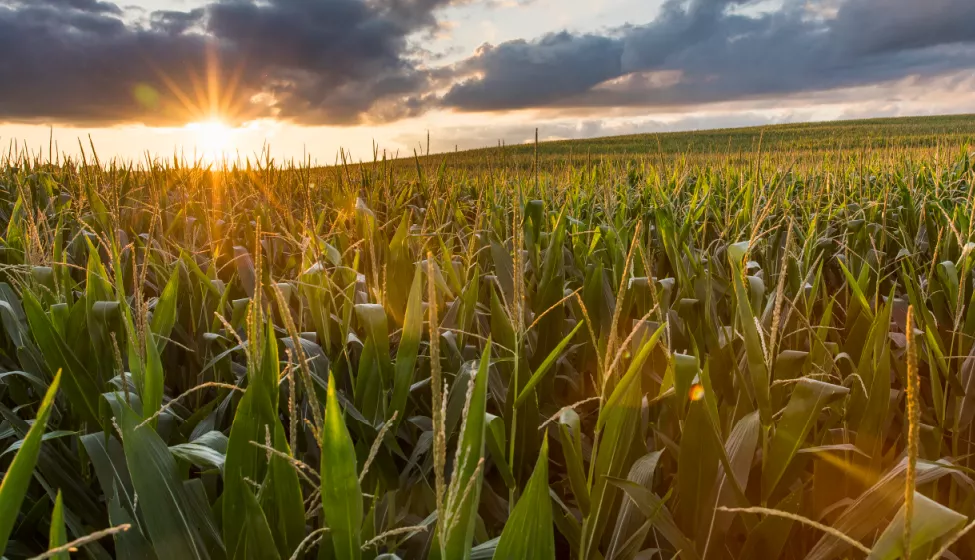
[805,446,875,486]
[689,383,705,401]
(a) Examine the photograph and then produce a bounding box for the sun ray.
[206,41,221,119]
[150,63,206,123]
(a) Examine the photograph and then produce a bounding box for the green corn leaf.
[713,411,760,537]
[223,319,300,559]
[0,370,60,554]
[606,451,663,560]
[355,303,393,388]
[233,246,256,298]
[108,492,157,560]
[385,213,414,325]
[150,265,181,351]
[727,241,751,264]
[262,420,305,558]
[583,323,665,559]
[0,283,27,348]
[553,502,584,560]
[439,339,492,560]
[455,266,480,350]
[142,332,165,427]
[532,213,567,384]
[597,323,666,432]
[607,478,698,560]
[671,352,699,419]
[237,487,280,560]
[490,239,515,306]
[119,402,219,560]
[805,458,961,560]
[222,385,270,556]
[558,409,590,516]
[48,490,68,560]
[84,236,113,303]
[836,259,873,319]
[738,485,802,559]
[390,265,423,426]
[81,432,137,515]
[762,378,848,502]
[485,413,515,490]
[1,430,76,457]
[855,345,891,470]
[169,441,226,472]
[955,340,975,430]
[676,399,721,550]
[22,292,101,425]
[320,371,363,560]
[470,538,500,560]
[355,336,385,424]
[489,285,515,353]
[515,319,585,407]
[731,263,771,426]
[493,434,555,560]
[867,492,965,560]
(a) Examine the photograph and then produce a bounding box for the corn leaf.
[515,319,585,407]
[0,370,60,554]
[763,378,848,502]
[493,434,555,560]
[559,408,590,516]
[119,402,219,560]
[320,371,363,560]
[48,490,68,560]
[866,492,965,560]
[390,265,423,425]
[150,265,180,351]
[440,340,492,560]
[583,323,665,558]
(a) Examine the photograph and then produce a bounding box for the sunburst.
[185,119,233,164]
[138,39,265,133]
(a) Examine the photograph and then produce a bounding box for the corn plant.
[0,119,973,559]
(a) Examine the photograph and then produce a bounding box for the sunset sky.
[1,0,974,163]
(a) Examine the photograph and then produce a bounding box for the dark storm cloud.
[441,0,975,112]
[830,0,975,56]
[0,0,447,125]
[441,32,624,110]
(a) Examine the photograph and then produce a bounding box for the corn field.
[1,124,975,559]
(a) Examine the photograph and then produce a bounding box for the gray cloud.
[831,0,975,56]
[399,73,975,152]
[0,0,446,125]
[1,0,974,126]
[6,0,123,15]
[441,0,975,112]
[442,32,624,110]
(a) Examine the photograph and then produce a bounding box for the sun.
[186,119,233,164]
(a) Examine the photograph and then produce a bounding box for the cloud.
[0,0,448,126]
[830,0,975,56]
[441,32,624,110]
[7,0,122,15]
[440,0,975,112]
[1,0,974,127]
[396,70,975,152]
